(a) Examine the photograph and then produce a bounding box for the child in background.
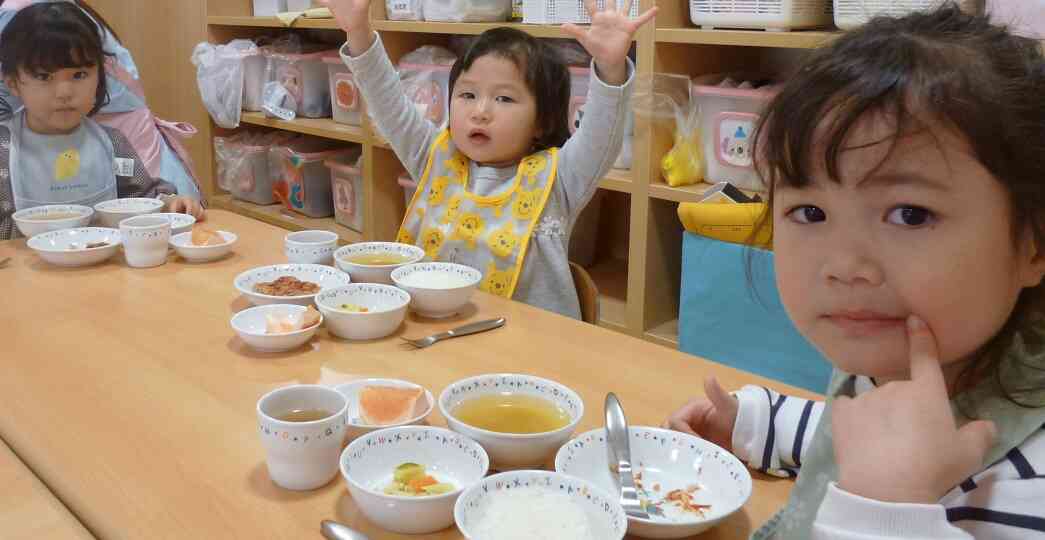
[0,3,203,240]
[320,0,655,319]
[665,6,1045,538]
[0,0,203,202]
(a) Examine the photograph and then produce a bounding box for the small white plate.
[333,378,435,440]
[233,264,352,306]
[230,304,322,353]
[27,227,122,267]
[169,230,237,263]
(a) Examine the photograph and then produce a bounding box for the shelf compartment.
[207,15,340,29]
[644,318,679,348]
[211,194,363,243]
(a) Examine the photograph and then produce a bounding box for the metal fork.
[400,317,506,349]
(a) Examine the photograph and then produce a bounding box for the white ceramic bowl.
[169,230,237,263]
[234,264,352,306]
[340,426,489,534]
[334,242,424,284]
[93,197,164,227]
[438,373,584,470]
[230,304,322,353]
[314,284,410,340]
[333,378,435,440]
[153,212,197,235]
[27,227,122,267]
[390,262,481,318]
[555,427,753,538]
[285,229,339,265]
[12,204,93,237]
[454,470,628,540]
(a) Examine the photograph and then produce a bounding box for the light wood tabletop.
[0,210,818,540]
[0,438,93,540]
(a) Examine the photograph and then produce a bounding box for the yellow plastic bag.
[661,107,703,187]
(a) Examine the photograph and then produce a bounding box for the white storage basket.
[690,0,833,30]
[834,0,978,30]
[523,0,639,24]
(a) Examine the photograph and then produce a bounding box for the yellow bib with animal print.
[396,130,558,299]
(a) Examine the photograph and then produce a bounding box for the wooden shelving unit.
[202,0,833,347]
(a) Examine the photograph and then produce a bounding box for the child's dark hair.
[752,4,1045,406]
[448,27,571,151]
[0,2,111,118]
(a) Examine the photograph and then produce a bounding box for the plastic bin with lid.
[422,0,511,21]
[322,56,366,126]
[325,156,366,233]
[689,0,833,30]
[692,75,779,192]
[241,46,271,112]
[270,138,361,218]
[216,131,298,205]
[398,62,452,128]
[268,49,336,119]
[253,0,288,16]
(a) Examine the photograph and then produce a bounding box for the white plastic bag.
[191,39,257,129]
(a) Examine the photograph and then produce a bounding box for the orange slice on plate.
[359,386,424,426]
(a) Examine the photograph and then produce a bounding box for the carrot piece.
[409,475,438,492]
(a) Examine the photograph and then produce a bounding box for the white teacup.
[256,384,348,491]
[284,230,339,265]
[119,215,171,268]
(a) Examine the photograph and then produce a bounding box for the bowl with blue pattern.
[234,264,352,306]
[339,425,489,534]
[454,470,627,540]
[13,204,93,237]
[554,426,752,538]
[438,373,584,470]
[315,283,410,340]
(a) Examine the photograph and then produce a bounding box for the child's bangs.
[20,27,103,75]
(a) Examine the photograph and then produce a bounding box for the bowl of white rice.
[390,262,481,318]
[454,470,627,540]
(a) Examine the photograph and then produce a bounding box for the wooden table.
[0,439,93,539]
[0,210,817,540]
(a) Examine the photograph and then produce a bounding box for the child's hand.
[165,196,206,221]
[832,315,997,504]
[662,377,737,452]
[317,0,372,40]
[562,0,658,86]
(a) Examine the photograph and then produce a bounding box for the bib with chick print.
[397,130,558,299]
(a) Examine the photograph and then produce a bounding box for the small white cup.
[119,215,171,268]
[256,384,348,491]
[284,230,339,265]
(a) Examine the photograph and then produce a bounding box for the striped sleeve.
[813,425,1045,539]
[731,385,825,478]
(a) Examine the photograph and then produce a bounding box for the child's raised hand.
[832,315,997,504]
[317,0,371,35]
[562,0,657,86]
[662,377,737,452]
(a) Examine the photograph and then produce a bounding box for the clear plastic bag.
[191,39,257,128]
[397,46,457,128]
[632,72,704,187]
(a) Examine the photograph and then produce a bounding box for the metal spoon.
[320,520,370,540]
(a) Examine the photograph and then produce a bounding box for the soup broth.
[274,408,334,422]
[33,212,82,221]
[452,394,570,434]
[345,253,412,266]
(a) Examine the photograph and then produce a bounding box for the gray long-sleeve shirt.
[341,35,632,320]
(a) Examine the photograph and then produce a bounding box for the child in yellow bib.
[322,0,656,319]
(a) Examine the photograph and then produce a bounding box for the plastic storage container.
[690,0,833,30]
[268,49,336,119]
[691,75,779,192]
[322,56,366,126]
[325,156,366,233]
[834,0,977,30]
[567,67,632,169]
[215,131,297,205]
[241,47,269,112]
[253,0,288,16]
[523,0,638,24]
[423,0,511,21]
[399,62,452,127]
[270,138,361,218]
[387,0,425,19]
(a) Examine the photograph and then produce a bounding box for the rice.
[401,271,472,289]
[469,487,594,540]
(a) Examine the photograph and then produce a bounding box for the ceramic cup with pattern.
[119,215,171,268]
[256,384,348,490]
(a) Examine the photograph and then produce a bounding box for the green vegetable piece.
[394,462,425,484]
